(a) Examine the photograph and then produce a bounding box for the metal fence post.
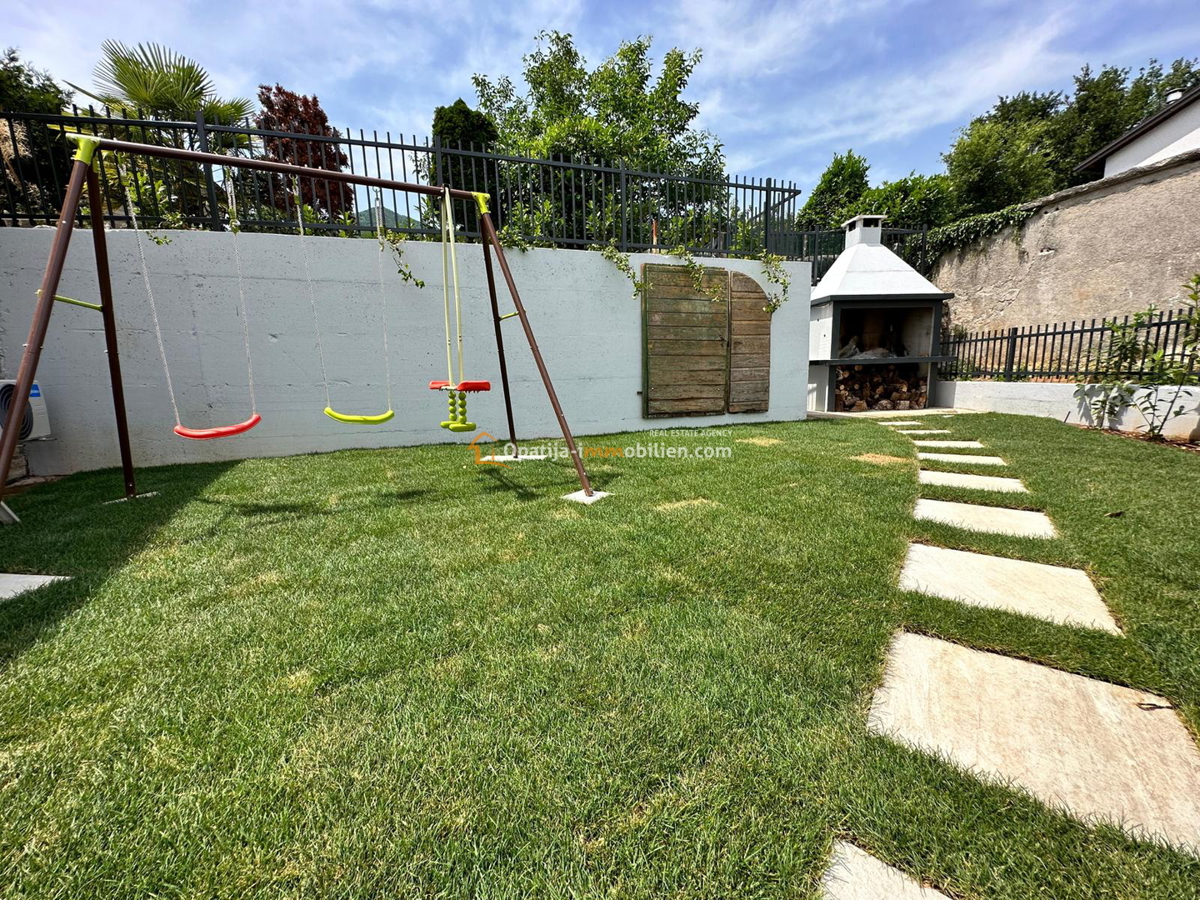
[432,134,444,186]
[619,160,628,251]
[1003,327,1018,379]
[194,110,223,231]
[763,177,773,254]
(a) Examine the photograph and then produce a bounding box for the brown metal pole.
[87,167,137,499]
[479,213,593,496]
[0,158,90,515]
[89,137,480,203]
[481,238,518,453]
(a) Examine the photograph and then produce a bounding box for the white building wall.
[935,380,1200,441]
[0,229,810,475]
[1105,101,1200,176]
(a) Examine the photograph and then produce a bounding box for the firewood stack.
[834,364,928,412]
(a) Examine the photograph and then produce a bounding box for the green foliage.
[944,117,1058,217]
[1053,59,1200,185]
[465,32,728,252]
[598,242,645,300]
[924,204,1035,258]
[472,31,723,178]
[943,57,1200,217]
[380,230,426,288]
[1073,294,1200,438]
[667,246,723,302]
[0,49,73,220]
[797,150,869,228]
[0,47,70,113]
[756,251,789,313]
[836,172,956,228]
[432,98,499,148]
[74,40,253,122]
[428,99,499,231]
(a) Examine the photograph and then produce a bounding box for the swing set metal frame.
[0,135,595,524]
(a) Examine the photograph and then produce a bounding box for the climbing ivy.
[599,242,645,300]
[667,246,724,302]
[756,250,790,313]
[925,204,1036,261]
[381,230,426,288]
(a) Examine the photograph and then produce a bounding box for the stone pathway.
[897,429,951,435]
[821,841,950,899]
[917,451,1007,466]
[899,543,1119,632]
[911,440,984,449]
[879,420,922,427]
[870,633,1200,854]
[917,470,1028,493]
[914,498,1057,538]
[864,416,1200,858]
[0,573,68,601]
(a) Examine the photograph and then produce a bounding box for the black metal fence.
[940,308,1198,382]
[0,107,796,252]
[1,107,928,279]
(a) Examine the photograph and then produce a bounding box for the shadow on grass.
[475,460,620,501]
[0,460,238,671]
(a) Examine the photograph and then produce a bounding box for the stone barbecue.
[806,215,952,413]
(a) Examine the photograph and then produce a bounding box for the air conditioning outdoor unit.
[0,381,52,441]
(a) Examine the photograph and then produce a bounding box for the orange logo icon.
[469,432,509,467]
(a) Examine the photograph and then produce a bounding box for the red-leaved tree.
[254,83,352,218]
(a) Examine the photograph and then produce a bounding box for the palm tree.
[72,40,253,123]
[67,42,255,226]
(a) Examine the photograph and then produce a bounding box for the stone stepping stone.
[918,470,1028,493]
[879,420,921,426]
[898,429,952,435]
[899,543,1119,632]
[912,440,985,449]
[915,499,1056,538]
[869,633,1200,854]
[0,573,68,601]
[822,841,950,899]
[918,452,1006,466]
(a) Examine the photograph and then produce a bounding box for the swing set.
[0,134,598,524]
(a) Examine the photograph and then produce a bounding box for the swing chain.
[294,179,332,408]
[224,169,257,416]
[375,189,393,412]
[114,152,182,428]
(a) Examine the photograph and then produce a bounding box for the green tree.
[943,58,1200,215]
[835,172,957,228]
[797,150,870,229]
[73,40,253,122]
[469,31,725,248]
[68,42,256,227]
[432,98,498,151]
[0,48,72,222]
[1052,59,1200,184]
[472,31,722,176]
[428,98,499,231]
[944,114,1058,217]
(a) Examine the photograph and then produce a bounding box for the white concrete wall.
[935,380,1200,441]
[0,228,810,475]
[1106,101,1200,176]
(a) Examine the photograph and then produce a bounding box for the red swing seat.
[428,380,491,392]
[174,414,262,440]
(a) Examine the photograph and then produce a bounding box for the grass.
[1,413,1198,898]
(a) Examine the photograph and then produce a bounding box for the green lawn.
[2,414,1198,898]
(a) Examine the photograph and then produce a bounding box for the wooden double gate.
[641,264,772,417]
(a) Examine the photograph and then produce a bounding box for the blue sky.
[8,0,1199,193]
